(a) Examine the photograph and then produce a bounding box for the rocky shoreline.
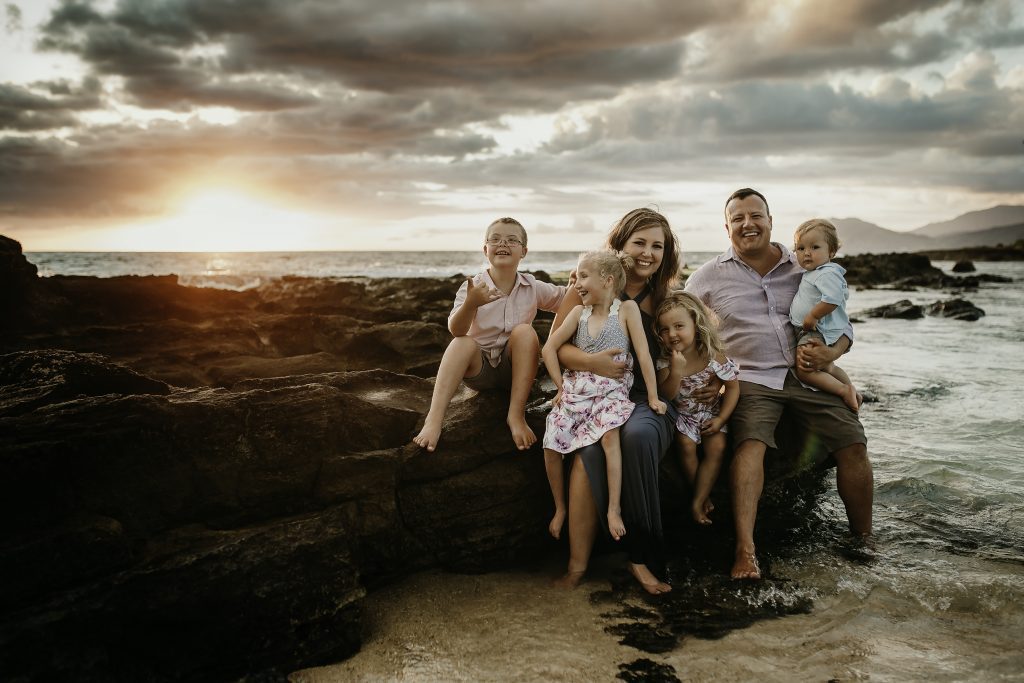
[0,236,1010,680]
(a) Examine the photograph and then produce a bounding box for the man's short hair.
[725,188,770,216]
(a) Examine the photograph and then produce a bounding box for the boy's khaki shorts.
[731,373,866,453]
[463,346,513,391]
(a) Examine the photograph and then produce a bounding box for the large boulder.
[858,299,925,319]
[0,350,550,681]
[928,298,985,321]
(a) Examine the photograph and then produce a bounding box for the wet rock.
[859,300,925,319]
[0,350,550,681]
[952,259,976,273]
[928,298,985,321]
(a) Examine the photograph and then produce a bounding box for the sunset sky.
[2,0,1023,252]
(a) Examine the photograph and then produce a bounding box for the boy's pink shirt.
[450,270,566,367]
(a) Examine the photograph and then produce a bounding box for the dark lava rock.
[836,253,940,287]
[859,300,925,319]
[928,298,985,321]
[0,350,550,681]
[952,259,976,273]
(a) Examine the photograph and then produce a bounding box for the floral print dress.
[655,356,739,444]
[543,300,635,454]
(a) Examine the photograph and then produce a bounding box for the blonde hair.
[605,208,681,305]
[487,217,528,246]
[579,249,636,295]
[794,218,840,257]
[654,291,725,363]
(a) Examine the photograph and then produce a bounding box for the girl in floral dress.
[655,291,739,525]
[542,250,666,541]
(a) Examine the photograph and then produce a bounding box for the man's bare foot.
[731,549,761,580]
[507,414,537,450]
[412,417,443,452]
[691,498,712,525]
[549,508,566,539]
[841,384,860,413]
[552,568,585,589]
[628,563,672,594]
[607,509,626,540]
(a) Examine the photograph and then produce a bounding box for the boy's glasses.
[485,236,524,247]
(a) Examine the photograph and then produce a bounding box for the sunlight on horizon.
[97,189,338,252]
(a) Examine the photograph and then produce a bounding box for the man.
[685,188,873,579]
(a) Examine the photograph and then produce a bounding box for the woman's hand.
[589,348,627,379]
[690,375,723,404]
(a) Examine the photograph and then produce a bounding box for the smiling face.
[794,226,833,271]
[620,225,665,282]
[657,305,697,354]
[482,220,527,267]
[574,257,614,306]
[725,193,773,259]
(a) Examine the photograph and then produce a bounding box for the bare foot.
[607,509,626,540]
[507,414,537,450]
[691,499,712,525]
[412,417,443,452]
[552,568,585,589]
[628,563,672,594]
[841,384,860,413]
[549,507,566,539]
[731,549,761,580]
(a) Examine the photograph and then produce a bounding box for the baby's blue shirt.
[789,262,850,346]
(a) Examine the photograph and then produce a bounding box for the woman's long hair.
[605,207,681,306]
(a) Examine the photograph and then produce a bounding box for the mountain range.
[829,205,1024,255]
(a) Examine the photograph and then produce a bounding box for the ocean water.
[29,253,1024,681]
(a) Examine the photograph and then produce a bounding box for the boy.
[412,217,566,452]
[789,218,860,412]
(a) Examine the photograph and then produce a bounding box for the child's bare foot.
[840,384,860,413]
[552,568,585,589]
[549,507,566,539]
[507,414,537,450]
[412,416,443,452]
[731,549,761,580]
[691,498,712,525]
[628,563,671,594]
[607,509,626,541]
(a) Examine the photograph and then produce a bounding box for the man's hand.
[590,348,627,379]
[464,277,503,309]
[796,338,840,371]
[690,375,723,404]
[802,313,819,332]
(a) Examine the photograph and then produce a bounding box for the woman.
[552,208,681,594]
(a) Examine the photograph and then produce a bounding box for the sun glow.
[104,189,333,251]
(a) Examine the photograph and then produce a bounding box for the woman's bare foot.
[607,509,626,540]
[549,507,566,539]
[628,563,671,594]
[412,416,443,452]
[507,414,537,450]
[552,568,585,589]
[841,384,860,413]
[730,549,761,580]
[691,498,712,525]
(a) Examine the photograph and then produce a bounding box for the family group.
[411,188,872,591]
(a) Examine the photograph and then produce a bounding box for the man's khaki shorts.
[463,345,513,391]
[731,372,866,453]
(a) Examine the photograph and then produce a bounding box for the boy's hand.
[802,313,819,332]
[465,277,503,308]
[701,416,725,436]
[649,397,667,415]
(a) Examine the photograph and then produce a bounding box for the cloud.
[4,3,22,33]
[0,76,102,130]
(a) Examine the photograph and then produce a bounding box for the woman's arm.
[542,306,583,392]
[622,301,667,413]
[552,287,626,378]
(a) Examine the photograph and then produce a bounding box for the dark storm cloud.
[0,77,101,130]
[4,3,22,33]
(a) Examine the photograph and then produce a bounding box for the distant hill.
[927,222,1024,248]
[910,205,1024,238]
[830,218,933,255]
